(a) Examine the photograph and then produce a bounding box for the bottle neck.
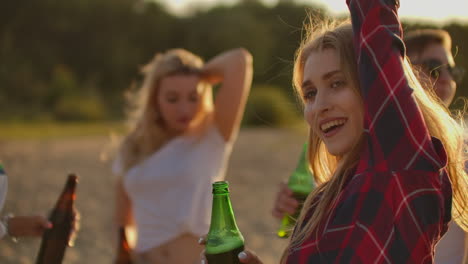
[288,144,314,195]
[55,177,77,210]
[206,182,244,255]
[209,193,239,232]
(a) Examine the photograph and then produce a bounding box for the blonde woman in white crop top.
[112,48,253,264]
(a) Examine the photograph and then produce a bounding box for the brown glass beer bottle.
[35,173,78,264]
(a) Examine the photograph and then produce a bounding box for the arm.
[347,0,440,171]
[115,178,134,229]
[7,215,51,237]
[202,48,253,142]
[464,232,468,264]
[115,177,134,254]
[112,152,134,232]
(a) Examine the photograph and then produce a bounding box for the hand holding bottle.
[204,181,246,264]
[7,215,52,237]
[271,181,299,219]
[35,174,79,264]
[275,143,314,238]
[198,236,263,264]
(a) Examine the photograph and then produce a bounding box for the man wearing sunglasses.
[406,29,467,264]
[406,29,465,106]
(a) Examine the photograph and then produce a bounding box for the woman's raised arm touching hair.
[202,48,253,142]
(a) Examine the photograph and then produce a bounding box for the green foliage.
[0,122,124,140]
[53,95,107,121]
[45,65,108,121]
[0,0,467,124]
[243,86,301,127]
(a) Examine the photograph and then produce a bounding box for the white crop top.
[113,125,232,252]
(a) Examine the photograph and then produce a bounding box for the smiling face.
[302,48,363,157]
[157,74,203,134]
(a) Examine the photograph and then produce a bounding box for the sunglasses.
[418,59,466,84]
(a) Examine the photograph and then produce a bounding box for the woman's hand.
[236,250,263,264]
[8,215,52,237]
[271,181,299,219]
[8,208,80,245]
[200,71,223,85]
[198,236,264,264]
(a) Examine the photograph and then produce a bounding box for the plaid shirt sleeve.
[348,0,442,171]
[286,1,451,263]
[341,0,451,262]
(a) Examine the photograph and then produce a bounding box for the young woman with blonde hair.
[220,0,468,263]
[113,48,252,264]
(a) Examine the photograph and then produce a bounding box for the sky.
[164,0,468,24]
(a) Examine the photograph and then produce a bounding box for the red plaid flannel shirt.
[286,0,452,263]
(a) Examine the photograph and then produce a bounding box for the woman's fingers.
[272,182,299,219]
[200,249,207,264]
[200,249,263,264]
[68,209,81,247]
[238,250,263,264]
[8,215,52,237]
[35,216,53,235]
[198,235,207,245]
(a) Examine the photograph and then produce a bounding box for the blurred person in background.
[112,48,252,264]
[0,163,53,241]
[405,29,465,107]
[405,28,467,264]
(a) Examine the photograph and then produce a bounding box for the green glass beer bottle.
[277,143,314,238]
[205,181,244,264]
[36,173,78,264]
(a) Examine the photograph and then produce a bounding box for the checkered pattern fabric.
[286,0,452,263]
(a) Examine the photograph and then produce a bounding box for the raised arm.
[330,0,451,262]
[347,0,440,170]
[202,48,253,142]
[115,178,134,229]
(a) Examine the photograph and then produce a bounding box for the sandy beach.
[0,127,307,264]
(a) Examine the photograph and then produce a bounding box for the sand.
[0,127,307,263]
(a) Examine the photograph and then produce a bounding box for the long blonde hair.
[118,49,214,172]
[284,20,468,259]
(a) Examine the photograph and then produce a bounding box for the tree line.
[1,0,467,124]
